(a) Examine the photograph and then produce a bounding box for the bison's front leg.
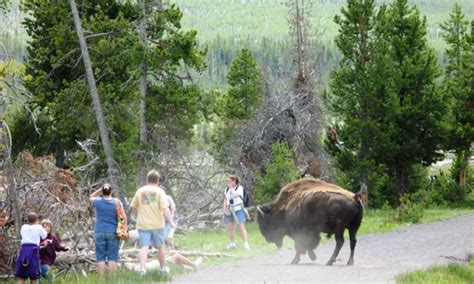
[292,240,306,264]
[291,252,301,264]
[308,234,320,261]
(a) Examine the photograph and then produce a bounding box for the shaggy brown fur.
[274,178,357,212]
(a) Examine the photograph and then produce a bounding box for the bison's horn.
[256,206,265,216]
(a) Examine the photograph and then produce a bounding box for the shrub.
[392,194,424,224]
[253,142,300,204]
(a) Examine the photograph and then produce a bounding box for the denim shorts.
[224,209,247,224]
[94,232,119,262]
[138,229,165,249]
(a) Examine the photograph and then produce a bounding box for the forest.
[0,0,472,279]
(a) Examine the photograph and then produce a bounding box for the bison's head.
[256,203,286,249]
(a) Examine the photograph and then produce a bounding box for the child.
[39,219,70,280]
[15,212,47,284]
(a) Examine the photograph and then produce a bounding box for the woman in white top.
[223,175,249,250]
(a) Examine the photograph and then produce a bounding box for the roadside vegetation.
[396,255,474,284]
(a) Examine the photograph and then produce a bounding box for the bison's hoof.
[308,250,316,261]
[326,260,334,266]
[347,259,354,266]
[291,259,300,265]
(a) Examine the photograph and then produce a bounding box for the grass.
[396,258,474,284]
[9,204,468,283]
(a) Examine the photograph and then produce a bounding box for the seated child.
[15,212,47,284]
[39,219,70,280]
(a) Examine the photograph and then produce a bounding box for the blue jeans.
[94,232,119,262]
[40,264,49,280]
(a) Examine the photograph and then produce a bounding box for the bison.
[256,178,363,265]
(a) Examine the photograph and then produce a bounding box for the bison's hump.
[274,178,356,210]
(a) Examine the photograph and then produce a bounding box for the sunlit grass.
[396,258,474,284]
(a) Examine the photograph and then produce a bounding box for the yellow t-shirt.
[130,185,169,230]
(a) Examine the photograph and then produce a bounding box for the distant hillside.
[173,0,474,48]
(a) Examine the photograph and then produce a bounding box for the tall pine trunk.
[68,0,125,203]
[138,0,148,186]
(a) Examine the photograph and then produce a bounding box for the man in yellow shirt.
[131,169,176,276]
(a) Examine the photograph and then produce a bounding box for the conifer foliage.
[329,0,448,203]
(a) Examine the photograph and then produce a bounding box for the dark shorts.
[95,232,120,262]
[15,244,40,280]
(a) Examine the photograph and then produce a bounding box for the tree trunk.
[68,0,125,203]
[395,165,405,201]
[1,121,22,237]
[138,0,148,186]
[295,0,306,88]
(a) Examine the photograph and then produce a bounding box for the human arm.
[169,198,176,219]
[52,236,69,252]
[163,207,176,230]
[115,199,128,223]
[89,187,102,202]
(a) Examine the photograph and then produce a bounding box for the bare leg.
[237,223,248,242]
[17,278,25,284]
[97,261,106,279]
[158,245,166,269]
[30,280,37,284]
[108,261,117,275]
[169,251,196,267]
[139,246,149,271]
[226,223,235,243]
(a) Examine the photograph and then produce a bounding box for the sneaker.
[193,256,203,268]
[139,269,146,276]
[160,266,170,275]
[243,242,250,250]
[226,242,236,249]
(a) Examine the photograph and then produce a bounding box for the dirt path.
[174,214,474,283]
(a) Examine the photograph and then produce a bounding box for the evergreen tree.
[223,48,262,119]
[440,4,473,188]
[254,142,300,204]
[210,48,262,165]
[329,0,448,203]
[376,0,447,198]
[328,0,384,200]
[15,0,139,170]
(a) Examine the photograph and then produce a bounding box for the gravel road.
[174,214,474,283]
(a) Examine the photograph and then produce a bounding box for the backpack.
[226,186,251,208]
[241,187,250,208]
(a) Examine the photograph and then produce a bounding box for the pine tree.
[440,4,474,188]
[224,48,262,119]
[328,0,381,198]
[377,0,447,198]
[329,0,448,203]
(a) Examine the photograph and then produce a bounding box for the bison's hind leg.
[308,250,316,261]
[326,225,346,266]
[347,224,359,265]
